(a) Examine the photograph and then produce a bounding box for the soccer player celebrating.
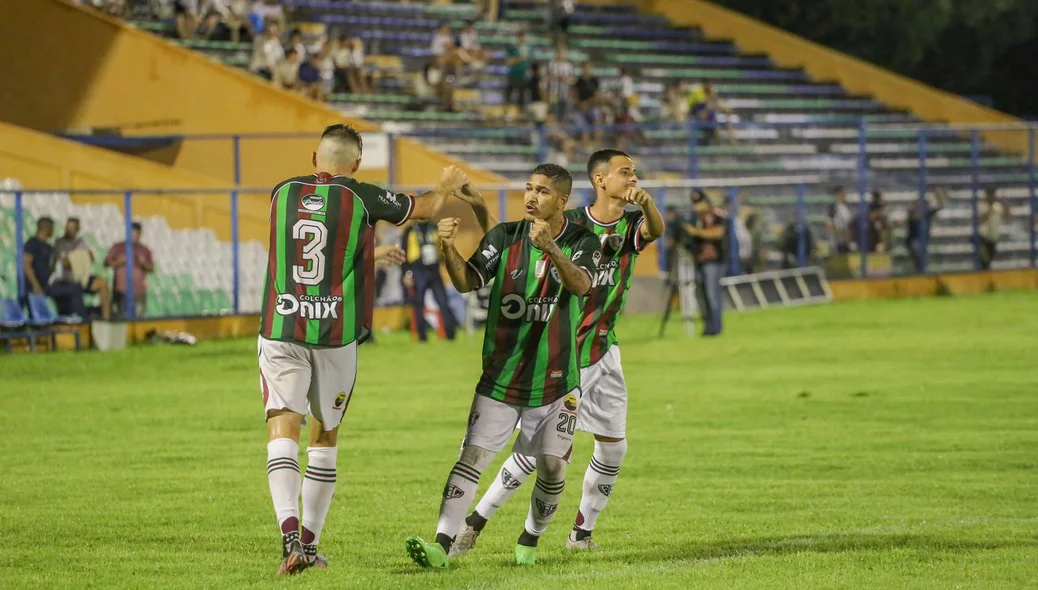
[258,124,471,575]
[451,149,664,555]
[405,164,601,568]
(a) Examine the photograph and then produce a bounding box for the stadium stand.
[115,0,1034,275]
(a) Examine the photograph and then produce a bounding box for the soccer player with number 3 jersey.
[257,124,473,575]
[405,164,602,568]
[450,149,665,557]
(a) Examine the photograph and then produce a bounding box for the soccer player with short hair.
[405,164,602,568]
[259,123,471,575]
[450,149,664,555]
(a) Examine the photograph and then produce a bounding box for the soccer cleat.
[303,544,328,569]
[565,530,599,550]
[448,524,480,558]
[277,539,308,576]
[514,543,537,566]
[405,536,450,569]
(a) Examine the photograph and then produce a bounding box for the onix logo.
[500,294,557,322]
[275,293,342,319]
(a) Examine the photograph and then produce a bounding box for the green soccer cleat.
[405,536,450,569]
[514,543,537,566]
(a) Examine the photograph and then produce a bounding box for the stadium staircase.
[124,0,1034,275]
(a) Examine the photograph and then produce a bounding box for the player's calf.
[516,455,567,565]
[569,438,627,549]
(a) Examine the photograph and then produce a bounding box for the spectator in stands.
[273,48,301,90]
[612,68,645,150]
[249,22,284,80]
[665,82,689,123]
[22,217,56,300]
[417,59,455,112]
[689,81,734,145]
[333,37,372,95]
[457,22,488,71]
[905,186,948,273]
[978,187,1005,270]
[431,24,463,78]
[210,0,252,43]
[744,213,764,274]
[505,31,532,119]
[573,61,601,143]
[780,217,815,269]
[826,185,853,253]
[250,0,286,27]
[527,63,548,124]
[286,28,306,59]
[53,218,112,321]
[174,0,201,40]
[549,0,574,47]
[547,47,574,122]
[315,42,336,97]
[851,191,891,253]
[104,222,154,319]
[401,220,457,342]
[685,191,726,336]
[297,53,325,101]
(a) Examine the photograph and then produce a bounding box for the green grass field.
[2,292,1037,589]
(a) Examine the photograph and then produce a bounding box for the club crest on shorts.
[535,498,558,517]
[563,395,578,412]
[333,392,347,409]
[443,484,465,499]
[598,484,613,497]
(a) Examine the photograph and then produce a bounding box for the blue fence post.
[795,183,807,268]
[498,189,507,223]
[856,116,868,278]
[387,133,396,188]
[14,191,24,301]
[123,191,135,320]
[232,135,242,186]
[657,187,667,273]
[535,125,548,164]
[728,186,740,275]
[1029,127,1036,268]
[231,189,240,314]
[970,130,980,270]
[687,119,699,179]
[917,129,929,274]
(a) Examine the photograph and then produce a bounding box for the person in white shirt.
[826,186,854,253]
[273,48,301,90]
[430,24,462,77]
[457,21,487,68]
[547,47,574,121]
[250,22,285,79]
[978,187,1005,270]
[332,37,371,94]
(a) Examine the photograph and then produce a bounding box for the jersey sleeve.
[571,230,602,280]
[466,223,508,289]
[625,210,655,254]
[360,187,415,226]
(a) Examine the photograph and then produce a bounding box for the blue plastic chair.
[0,299,47,352]
[27,295,81,351]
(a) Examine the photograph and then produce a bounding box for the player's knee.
[595,438,628,464]
[459,444,495,471]
[310,423,338,447]
[536,454,567,481]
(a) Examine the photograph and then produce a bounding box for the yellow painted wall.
[0,121,269,242]
[644,0,1030,159]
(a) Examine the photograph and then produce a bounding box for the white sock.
[524,456,567,536]
[435,456,490,541]
[301,446,337,551]
[267,438,301,540]
[474,453,536,519]
[575,439,627,531]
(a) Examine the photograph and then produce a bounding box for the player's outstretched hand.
[374,245,406,268]
[439,166,470,195]
[620,187,653,206]
[452,183,483,206]
[438,217,461,249]
[529,218,554,251]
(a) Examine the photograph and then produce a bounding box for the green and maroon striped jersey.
[565,206,655,368]
[467,219,601,408]
[259,172,415,347]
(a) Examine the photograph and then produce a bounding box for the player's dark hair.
[321,123,363,155]
[131,221,142,232]
[586,148,630,182]
[37,217,53,230]
[67,216,80,224]
[531,163,573,196]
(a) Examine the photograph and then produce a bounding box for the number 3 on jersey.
[292,219,327,286]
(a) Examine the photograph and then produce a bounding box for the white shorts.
[257,336,358,431]
[464,389,581,459]
[575,345,628,438]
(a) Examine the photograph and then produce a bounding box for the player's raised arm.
[440,219,506,293]
[410,166,471,220]
[621,187,665,244]
[529,219,596,296]
[452,183,499,234]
